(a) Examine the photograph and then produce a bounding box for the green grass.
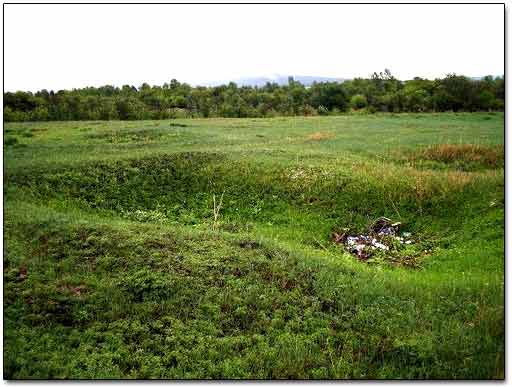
[4,112,504,379]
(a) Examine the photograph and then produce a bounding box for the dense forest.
[3,70,504,122]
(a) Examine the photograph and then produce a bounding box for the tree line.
[3,70,504,122]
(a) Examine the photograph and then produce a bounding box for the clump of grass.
[4,137,19,146]
[408,144,504,170]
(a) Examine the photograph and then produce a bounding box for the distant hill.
[469,75,503,81]
[197,74,503,87]
[202,75,346,87]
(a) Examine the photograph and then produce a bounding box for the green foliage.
[4,136,19,146]
[310,82,349,112]
[3,72,505,122]
[350,94,367,109]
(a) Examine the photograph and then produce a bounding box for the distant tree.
[438,74,476,111]
[2,72,504,122]
[310,82,349,112]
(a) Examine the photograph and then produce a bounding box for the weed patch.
[405,144,504,171]
[86,128,167,143]
[4,136,19,146]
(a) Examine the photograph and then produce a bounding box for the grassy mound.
[4,204,503,378]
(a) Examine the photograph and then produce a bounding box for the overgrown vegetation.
[407,144,504,171]
[4,113,504,379]
[4,71,504,122]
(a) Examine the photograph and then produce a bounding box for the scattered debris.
[332,217,417,263]
[370,217,401,235]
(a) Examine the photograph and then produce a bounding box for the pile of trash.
[332,217,414,260]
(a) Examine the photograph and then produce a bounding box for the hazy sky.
[4,3,505,91]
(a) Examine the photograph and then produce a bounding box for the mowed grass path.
[4,113,504,379]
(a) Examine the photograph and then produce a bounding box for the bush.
[119,268,173,302]
[3,107,29,122]
[4,137,19,146]
[317,105,329,116]
[301,104,318,116]
[351,94,367,110]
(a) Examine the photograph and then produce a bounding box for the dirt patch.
[307,132,335,141]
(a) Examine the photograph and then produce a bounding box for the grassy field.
[3,113,504,379]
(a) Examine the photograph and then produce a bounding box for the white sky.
[3,3,505,92]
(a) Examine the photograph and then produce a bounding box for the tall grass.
[409,144,504,169]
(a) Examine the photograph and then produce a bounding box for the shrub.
[4,137,19,146]
[317,105,329,116]
[351,94,368,110]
